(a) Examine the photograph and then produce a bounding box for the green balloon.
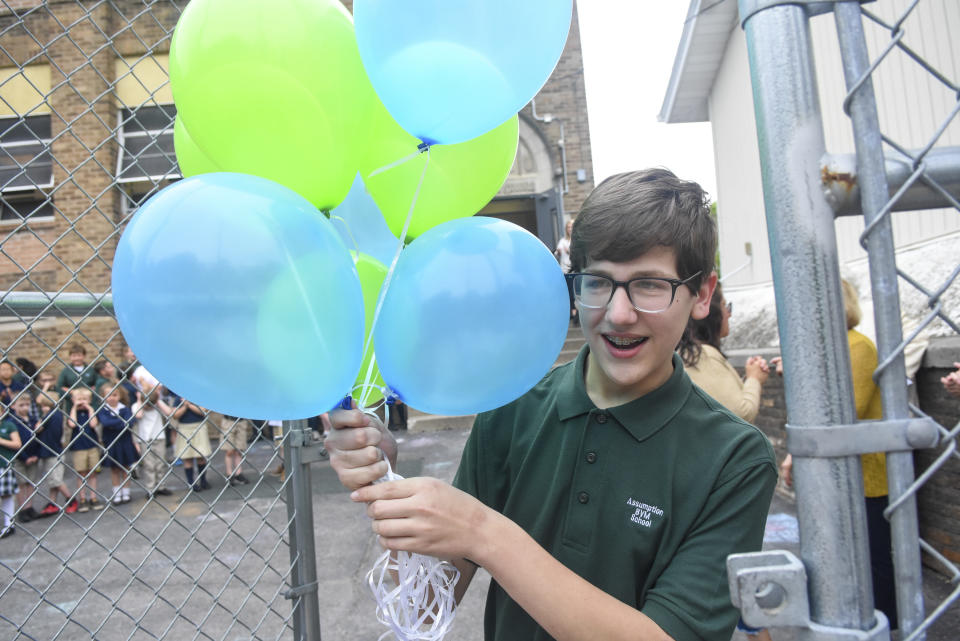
[170,0,372,211]
[353,253,387,406]
[174,117,219,177]
[359,101,519,240]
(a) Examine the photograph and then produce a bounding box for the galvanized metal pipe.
[0,291,114,318]
[740,1,875,634]
[834,3,925,636]
[823,146,960,216]
[284,419,323,640]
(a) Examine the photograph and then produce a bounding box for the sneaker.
[152,487,173,497]
[0,526,14,539]
[77,499,90,513]
[234,473,250,485]
[90,497,105,511]
[112,494,123,505]
[64,499,79,514]
[16,507,36,523]
[39,502,60,517]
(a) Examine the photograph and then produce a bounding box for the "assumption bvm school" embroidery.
[626,497,664,528]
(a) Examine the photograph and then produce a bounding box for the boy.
[325,169,778,641]
[0,359,25,407]
[10,395,40,522]
[34,392,78,515]
[67,388,103,512]
[56,343,98,411]
[133,386,174,498]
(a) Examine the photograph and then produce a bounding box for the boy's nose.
[606,286,638,323]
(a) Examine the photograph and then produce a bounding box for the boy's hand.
[26,456,38,465]
[353,477,492,562]
[324,402,397,491]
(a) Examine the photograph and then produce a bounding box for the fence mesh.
[0,2,305,639]
[839,2,960,637]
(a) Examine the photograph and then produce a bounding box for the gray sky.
[578,1,719,200]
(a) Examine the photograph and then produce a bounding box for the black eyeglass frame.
[565,270,703,314]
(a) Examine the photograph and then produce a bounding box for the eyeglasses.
[566,271,702,313]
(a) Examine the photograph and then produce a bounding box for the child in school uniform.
[67,387,103,512]
[10,395,39,523]
[34,392,77,515]
[97,383,139,505]
[0,411,22,538]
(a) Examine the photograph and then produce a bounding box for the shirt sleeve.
[641,453,778,641]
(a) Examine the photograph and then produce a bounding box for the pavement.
[1,424,957,640]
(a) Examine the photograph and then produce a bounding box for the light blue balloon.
[330,173,402,267]
[374,216,569,415]
[112,173,365,420]
[354,0,572,145]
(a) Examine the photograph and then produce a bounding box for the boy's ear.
[689,271,718,321]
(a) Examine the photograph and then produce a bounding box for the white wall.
[710,0,960,289]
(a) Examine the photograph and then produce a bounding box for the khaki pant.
[136,436,167,492]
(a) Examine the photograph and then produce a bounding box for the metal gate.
[0,2,321,639]
[729,1,959,640]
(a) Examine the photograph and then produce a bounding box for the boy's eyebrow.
[584,267,680,279]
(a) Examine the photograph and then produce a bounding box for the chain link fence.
[0,2,319,639]
[735,0,959,640]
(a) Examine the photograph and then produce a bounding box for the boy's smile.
[579,247,715,408]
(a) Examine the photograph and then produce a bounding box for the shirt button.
[577,491,590,504]
[596,412,607,424]
[585,451,597,464]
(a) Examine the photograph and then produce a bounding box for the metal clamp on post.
[738,0,873,27]
[785,417,939,458]
[284,580,318,600]
[728,551,890,640]
[285,421,328,464]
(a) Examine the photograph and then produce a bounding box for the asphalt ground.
[1,425,957,640]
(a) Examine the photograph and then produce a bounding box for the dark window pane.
[119,105,180,181]
[120,104,177,132]
[1,197,52,220]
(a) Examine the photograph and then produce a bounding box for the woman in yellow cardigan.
[780,278,897,630]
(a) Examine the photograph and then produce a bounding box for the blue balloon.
[374,217,569,415]
[112,173,365,419]
[354,0,572,145]
[330,173,402,267]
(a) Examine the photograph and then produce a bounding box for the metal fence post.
[283,419,322,640]
[832,4,925,636]
[739,0,876,633]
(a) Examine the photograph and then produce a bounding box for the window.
[0,114,54,223]
[117,104,179,183]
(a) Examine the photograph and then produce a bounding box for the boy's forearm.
[476,515,673,641]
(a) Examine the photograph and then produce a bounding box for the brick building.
[0,0,594,372]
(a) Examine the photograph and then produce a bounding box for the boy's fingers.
[351,479,413,503]
[328,408,371,430]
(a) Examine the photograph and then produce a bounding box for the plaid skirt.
[0,465,18,497]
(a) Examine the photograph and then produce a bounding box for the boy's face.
[578,246,715,404]
[13,396,30,417]
[0,362,12,381]
[69,351,85,367]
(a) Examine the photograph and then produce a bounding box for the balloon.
[374,217,569,415]
[112,173,365,419]
[354,0,572,145]
[330,174,401,267]
[360,108,519,240]
[351,253,388,405]
[170,0,373,210]
[173,116,219,177]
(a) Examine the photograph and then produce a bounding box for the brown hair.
[569,168,716,292]
[679,282,726,366]
[68,343,87,356]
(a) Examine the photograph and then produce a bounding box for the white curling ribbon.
[366,463,461,641]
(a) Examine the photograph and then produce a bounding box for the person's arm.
[355,479,674,641]
[0,428,21,451]
[171,398,188,420]
[848,337,879,418]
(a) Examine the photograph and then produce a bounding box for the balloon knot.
[417,141,431,153]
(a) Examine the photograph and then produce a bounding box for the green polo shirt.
[453,346,777,641]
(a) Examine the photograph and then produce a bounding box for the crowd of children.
[0,343,260,540]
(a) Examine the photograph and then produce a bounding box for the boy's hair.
[842,278,861,330]
[36,391,59,407]
[0,359,13,370]
[99,381,129,405]
[68,343,87,356]
[93,359,112,376]
[569,168,717,292]
[71,387,92,402]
